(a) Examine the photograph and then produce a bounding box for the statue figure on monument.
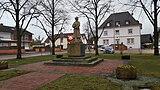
[72,17,81,42]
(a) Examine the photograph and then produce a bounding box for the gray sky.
[0,0,156,40]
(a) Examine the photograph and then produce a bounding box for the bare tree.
[0,0,40,59]
[119,0,160,55]
[83,22,94,52]
[35,36,44,44]
[33,0,68,55]
[68,0,112,55]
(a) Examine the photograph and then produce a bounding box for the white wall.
[55,38,68,49]
[49,36,86,49]
[98,25,141,49]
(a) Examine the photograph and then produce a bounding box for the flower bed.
[0,61,8,70]
[116,65,137,80]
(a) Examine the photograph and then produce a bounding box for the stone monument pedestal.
[67,42,85,57]
[44,17,103,66]
[44,41,103,66]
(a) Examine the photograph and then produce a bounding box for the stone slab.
[67,42,85,57]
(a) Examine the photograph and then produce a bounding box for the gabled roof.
[0,24,33,35]
[99,12,142,29]
[0,24,15,33]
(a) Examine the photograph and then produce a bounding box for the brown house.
[0,24,32,54]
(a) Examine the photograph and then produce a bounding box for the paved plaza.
[0,59,123,90]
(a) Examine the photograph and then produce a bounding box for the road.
[0,51,67,60]
[0,49,155,60]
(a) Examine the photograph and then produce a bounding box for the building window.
[115,21,120,26]
[103,31,108,36]
[24,35,29,40]
[0,32,11,40]
[103,39,109,45]
[107,23,111,27]
[127,38,134,44]
[0,43,9,47]
[115,30,119,35]
[125,20,130,25]
[128,29,133,34]
[11,43,17,46]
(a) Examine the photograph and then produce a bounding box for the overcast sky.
[0,0,157,40]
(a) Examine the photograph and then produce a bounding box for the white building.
[98,12,142,51]
[44,33,86,50]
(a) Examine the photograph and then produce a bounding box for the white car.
[100,45,109,51]
[100,45,114,54]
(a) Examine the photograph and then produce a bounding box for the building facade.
[0,24,32,54]
[98,12,142,51]
[44,33,86,50]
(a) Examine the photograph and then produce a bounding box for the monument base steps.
[44,55,103,66]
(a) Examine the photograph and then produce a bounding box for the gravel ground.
[106,75,160,90]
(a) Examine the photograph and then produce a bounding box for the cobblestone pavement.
[0,59,123,90]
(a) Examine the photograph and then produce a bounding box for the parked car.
[100,45,114,54]
[100,45,109,51]
[100,46,105,51]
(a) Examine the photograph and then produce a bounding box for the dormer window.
[107,23,111,27]
[125,20,130,25]
[128,29,133,34]
[115,21,120,26]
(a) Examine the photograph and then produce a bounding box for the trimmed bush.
[121,55,130,60]
[0,61,8,70]
[116,65,137,80]
[56,55,63,58]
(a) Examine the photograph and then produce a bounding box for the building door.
[115,39,120,44]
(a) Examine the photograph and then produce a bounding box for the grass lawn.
[0,70,30,81]
[5,55,54,67]
[128,54,160,78]
[1,53,160,89]
[97,53,121,59]
[36,74,121,90]
[0,55,54,81]
[98,54,160,89]
[96,54,160,77]
[131,56,160,90]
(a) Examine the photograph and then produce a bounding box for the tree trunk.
[94,2,99,55]
[51,36,55,55]
[16,0,22,59]
[51,0,55,55]
[94,37,99,55]
[153,0,159,55]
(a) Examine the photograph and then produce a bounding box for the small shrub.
[121,55,130,60]
[0,61,8,70]
[56,55,63,58]
[116,65,137,80]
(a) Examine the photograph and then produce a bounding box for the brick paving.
[0,72,64,90]
[17,59,123,74]
[0,59,123,90]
